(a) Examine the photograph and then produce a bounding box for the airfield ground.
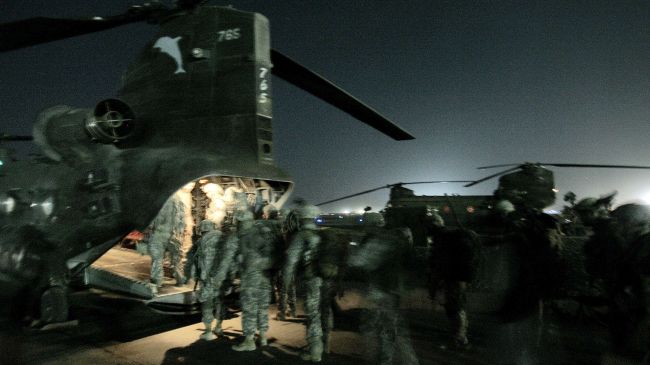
[1,287,646,365]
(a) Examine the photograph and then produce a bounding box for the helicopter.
[316,163,650,243]
[465,162,650,210]
[0,1,414,325]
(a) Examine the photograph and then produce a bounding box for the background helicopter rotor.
[0,134,33,142]
[464,162,650,187]
[316,180,473,206]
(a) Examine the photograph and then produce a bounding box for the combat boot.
[200,330,216,341]
[214,321,224,336]
[232,335,256,351]
[200,320,216,340]
[300,336,323,362]
[259,331,268,346]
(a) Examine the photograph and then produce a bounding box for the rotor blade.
[464,166,522,187]
[0,5,164,52]
[0,134,33,141]
[270,50,415,141]
[540,163,650,169]
[316,180,472,206]
[477,163,521,170]
[316,185,391,207]
[400,180,474,186]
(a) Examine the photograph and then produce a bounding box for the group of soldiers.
[139,189,650,364]
[572,197,650,358]
[424,195,650,363]
[140,194,423,364]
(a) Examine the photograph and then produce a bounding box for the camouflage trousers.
[240,270,272,337]
[443,281,469,343]
[201,294,224,327]
[362,287,419,365]
[149,240,184,286]
[320,279,336,339]
[276,273,297,315]
[304,276,323,340]
[278,282,296,313]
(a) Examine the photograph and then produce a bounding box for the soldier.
[318,229,348,354]
[259,204,298,321]
[584,203,650,357]
[426,211,479,349]
[348,226,420,365]
[231,210,277,351]
[193,219,235,340]
[146,194,187,293]
[282,203,325,362]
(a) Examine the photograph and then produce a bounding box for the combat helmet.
[611,203,650,239]
[494,200,515,215]
[294,203,320,229]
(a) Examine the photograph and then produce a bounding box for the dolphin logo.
[153,36,186,74]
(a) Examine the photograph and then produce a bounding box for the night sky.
[1,1,648,212]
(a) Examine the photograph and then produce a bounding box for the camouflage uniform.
[499,207,565,322]
[349,228,420,365]
[193,220,235,340]
[318,229,347,353]
[232,211,276,351]
[427,218,480,348]
[584,204,650,357]
[283,206,324,362]
[258,215,297,320]
[148,195,187,289]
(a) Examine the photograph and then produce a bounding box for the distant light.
[349,242,358,246]
[342,210,350,214]
[0,160,3,166]
[316,218,323,223]
[92,16,104,20]
[552,188,560,193]
[642,194,650,204]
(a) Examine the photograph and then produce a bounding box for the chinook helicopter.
[465,162,650,210]
[317,163,650,243]
[0,1,414,324]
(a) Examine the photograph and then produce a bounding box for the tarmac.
[0,287,646,365]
